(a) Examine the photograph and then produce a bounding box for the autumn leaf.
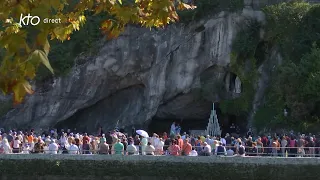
[22,80,34,94]
[0,0,192,105]
[12,80,34,104]
[24,62,36,79]
[177,2,196,10]
[43,39,50,55]
[27,50,54,74]
[36,31,50,55]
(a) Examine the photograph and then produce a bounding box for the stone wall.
[0,154,319,180]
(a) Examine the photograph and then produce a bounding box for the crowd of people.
[0,127,319,157]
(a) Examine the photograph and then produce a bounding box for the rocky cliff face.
[0,6,267,132]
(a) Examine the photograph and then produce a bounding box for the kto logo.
[18,13,61,26]
[18,13,40,26]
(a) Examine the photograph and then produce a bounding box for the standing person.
[170,122,176,136]
[27,132,34,146]
[189,147,198,156]
[48,139,59,154]
[245,137,253,154]
[134,135,141,155]
[281,136,288,157]
[152,134,162,155]
[168,140,180,156]
[131,126,136,137]
[145,142,155,155]
[126,139,137,155]
[246,127,253,138]
[106,132,113,154]
[195,136,202,153]
[288,136,296,157]
[121,138,128,154]
[238,142,246,156]
[163,132,168,140]
[140,135,148,155]
[256,137,264,156]
[308,137,315,157]
[98,137,109,154]
[225,133,232,147]
[182,132,187,140]
[82,133,90,154]
[297,135,305,157]
[7,131,14,144]
[97,127,104,137]
[181,139,192,156]
[33,139,44,154]
[271,137,280,156]
[164,137,171,154]
[177,135,184,149]
[215,142,226,156]
[12,137,21,153]
[0,138,12,154]
[261,135,269,156]
[69,140,79,154]
[113,139,124,155]
[175,123,181,135]
[201,142,212,156]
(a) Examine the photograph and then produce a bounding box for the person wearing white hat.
[48,139,59,154]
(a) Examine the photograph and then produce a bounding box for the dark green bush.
[0,158,319,180]
[254,2,320,131]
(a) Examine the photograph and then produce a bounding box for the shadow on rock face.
[54,84,146,133]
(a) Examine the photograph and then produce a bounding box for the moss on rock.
[220,20,261,116]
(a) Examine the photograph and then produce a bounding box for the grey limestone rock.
[0,9,267,132]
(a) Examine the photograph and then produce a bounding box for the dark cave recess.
[148,105,247,136]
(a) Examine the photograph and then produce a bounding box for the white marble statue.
[234,76,241,94]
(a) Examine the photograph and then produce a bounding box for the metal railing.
[2,145,320,157]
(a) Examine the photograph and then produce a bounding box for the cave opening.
[229,73,237,92]
[148,102,248,136]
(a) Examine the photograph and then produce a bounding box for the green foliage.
[228,0,245,12]
[232,20,261,59]
[220,19,261,116]
[178,0,244,23]
[253,106,278,132]
[266,47,320,127]
[220,55,259,116]
[256,2,320,131]
[263,1,315,62]
[200,79,224,101]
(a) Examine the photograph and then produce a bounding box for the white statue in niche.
[234,76,241,94]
